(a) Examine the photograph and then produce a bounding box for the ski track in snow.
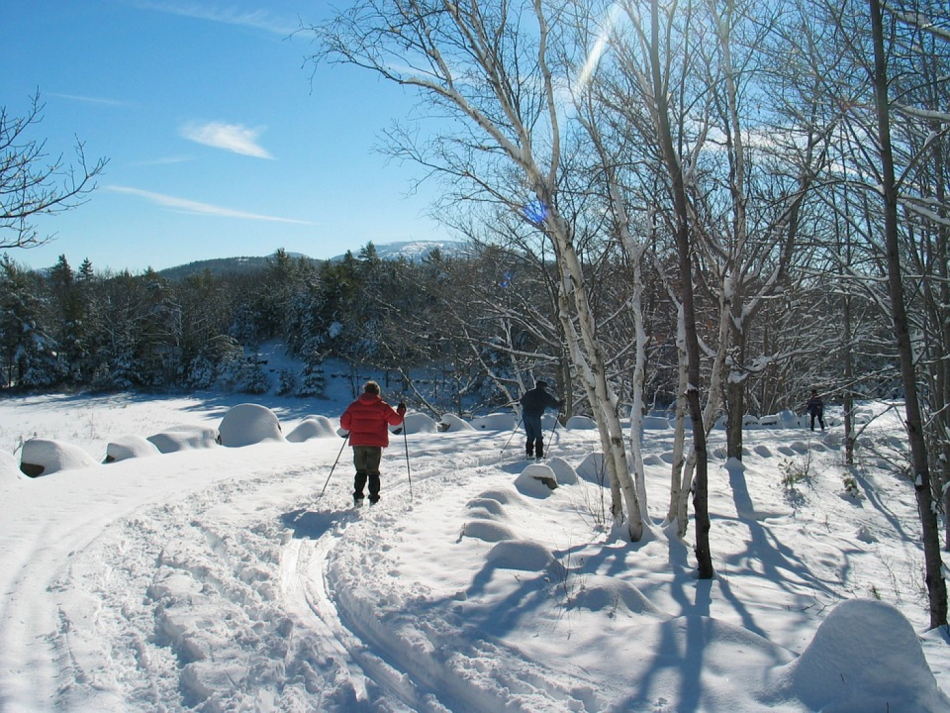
[17,436,590,712]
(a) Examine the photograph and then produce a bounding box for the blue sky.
[2,1,446,272]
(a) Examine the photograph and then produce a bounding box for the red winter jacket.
[340,393,406,447]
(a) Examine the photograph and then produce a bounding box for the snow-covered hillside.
[0,392,948,712]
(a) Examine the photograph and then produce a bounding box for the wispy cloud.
[180,121,274,159]
[108,185,312,224]
[48,93,129,107]
[127,1,298,36]
[132,155,195,166]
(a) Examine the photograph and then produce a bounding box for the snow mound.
[20,438,97,477]
[440,413,474,432]
[545,456,578,485]
[1,450,21,481]
[566,415,596,430]
[576,452,608,484]
[515,464,558,496]
[462,520,517,542]
[777,409,799,428]
[778,599,950,712]
[641,416,669,430]
[285,415,338,442]
[471,412,516,430]
[466,497,508,518]
[486,540,563,575]
[400,412,438,435]
[147,425,219,453]
[105,435,162,463]
[218,403,285,447]
[569,575,666,617]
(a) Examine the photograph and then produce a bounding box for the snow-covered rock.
[20,438,98,477]
[286,415,338,442]
[399,412,438,435]
[545,456,579,485]
[471,412,517,430]
[566,415,597,430]
[777,409,799,428]
[515,463,558,496]
[641,416,669,430]
[105,435,162,463]
[777,599,950,712]
[147,425,219,453]
[218,403,285,447]
[440,413,475,432]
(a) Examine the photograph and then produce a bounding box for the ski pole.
[502,415,524,454]
[403,426,413,499]
[320,433,350,497]
[546,409,561,455]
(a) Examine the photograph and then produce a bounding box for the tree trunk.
[870,0,946,628]
[649,0,713,578]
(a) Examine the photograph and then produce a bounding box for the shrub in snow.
[777,599,950,712]
[218,404,285,447]
[277,369,296,396]
[471,412,516,430]
[147,425,219,453]
[286,415,337,442]
[20,438,97,477]
[295,363,326,398]
[104,435,161,463]
[399,412,438,435]
[440,414,474,432]
[515,464,558,496]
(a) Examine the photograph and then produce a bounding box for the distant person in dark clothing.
[341,381,406,505]
[806,389,825,431]
[519,380,562,459]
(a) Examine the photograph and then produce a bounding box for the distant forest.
[1,239,895,418]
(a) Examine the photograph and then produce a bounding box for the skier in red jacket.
[340,380,406,505]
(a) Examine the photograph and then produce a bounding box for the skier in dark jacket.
[519,380,562,459]
[341,380,406,505]
[806,389,825,431]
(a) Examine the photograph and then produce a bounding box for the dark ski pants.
[810,413,825,431]
[353,445,383,502]
[524,415,544,457]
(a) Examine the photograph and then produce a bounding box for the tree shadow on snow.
[281,507,351,539]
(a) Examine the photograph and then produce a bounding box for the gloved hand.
[397,402,407,413]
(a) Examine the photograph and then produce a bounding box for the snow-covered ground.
[1,388,948,712]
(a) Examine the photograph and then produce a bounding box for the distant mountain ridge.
[157,241,465,280]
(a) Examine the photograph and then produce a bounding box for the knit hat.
[536,380,548,389]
